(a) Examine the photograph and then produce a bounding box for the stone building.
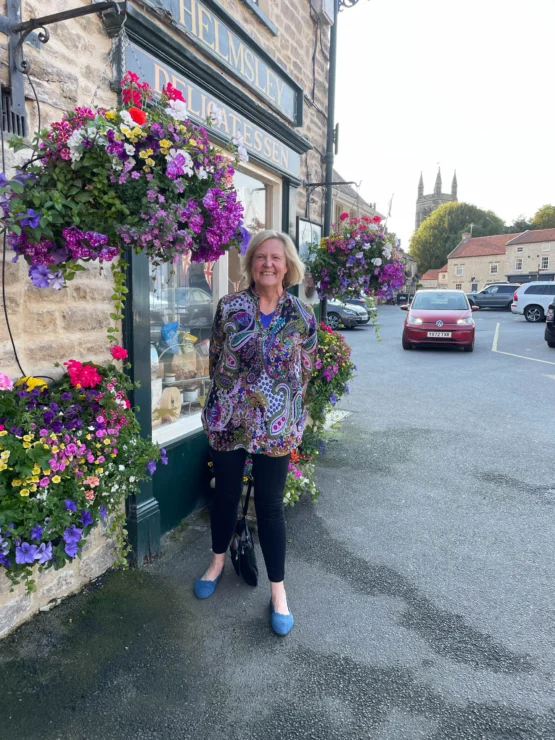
[415,168,457,230]
[420,269,439,289]
[446,233,521,291]
[332,169,383,222]
[505,228,555,283]
[0,0,331,636]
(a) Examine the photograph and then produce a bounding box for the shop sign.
[154,0,298,123]
[127,44,301,179]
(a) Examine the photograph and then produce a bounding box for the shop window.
[149,257,215,443]
[229,170,270,293]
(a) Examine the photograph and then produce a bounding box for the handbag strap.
[242,478,253,518]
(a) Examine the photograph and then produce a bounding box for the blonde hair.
[242,230,305,289]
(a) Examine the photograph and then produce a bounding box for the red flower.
[162,83,185,102]
[122,71,140,85]
[110,345,128,361]
[372,215,382,224]
[128,107,147,125]
[125,398,131,409]
[64,360,102,389]
[339,212,350,221]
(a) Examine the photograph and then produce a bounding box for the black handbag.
[229,479,258,587]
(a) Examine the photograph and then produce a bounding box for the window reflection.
[229,170,268,293]
[150,256,214,434]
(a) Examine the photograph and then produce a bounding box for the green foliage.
[410,202,506,273]
[531,204,555,230]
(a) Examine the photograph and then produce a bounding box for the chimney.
[461,232,471,242]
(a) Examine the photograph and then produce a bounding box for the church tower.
[415,168,458,230]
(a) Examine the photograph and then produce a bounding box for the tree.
[531,204,555,230]
[409,202,506,274]
[507,215,532,233]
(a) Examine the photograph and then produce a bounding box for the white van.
[511,281,555,322]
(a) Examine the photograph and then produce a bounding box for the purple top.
[260,311,274,329]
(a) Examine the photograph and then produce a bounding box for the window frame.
[489,263,499,275]
[515,258,523,271]
[455,264,463,277]
[542,244,551,252]
[541,256,550,270]
[516,246,524,253]
[455,283,462,290]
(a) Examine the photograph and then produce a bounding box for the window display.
[150,255,215,442]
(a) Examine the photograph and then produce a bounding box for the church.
[415,169,457,229]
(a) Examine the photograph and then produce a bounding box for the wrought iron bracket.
[0,1,126,132]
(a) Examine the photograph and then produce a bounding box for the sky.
[334,0,555,251]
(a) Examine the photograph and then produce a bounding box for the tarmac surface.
[1,305,555,739]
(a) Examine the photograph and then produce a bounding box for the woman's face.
[252,238,288,291]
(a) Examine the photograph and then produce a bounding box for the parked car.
[511,281,555,322]
[401,289,478,351]
[467,283,519,310]
[327,300,369,329]
[545,302,555,347]
[150,287,214,329]
[396,292,414,305]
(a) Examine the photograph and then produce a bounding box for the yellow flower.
[32,465,40,475]
[86,434,92,440]
[31,476,39,483]
[52,475,61,484]
[159,139,172,149]
[30,485,37,492]
[105,110,117,120]
[0,431,7,437]
[111,453,117,458]
[16,376,46,390]
[0,463,7,471]
[22,442,31,449]
[146,158,155,167]
[43,469,50,476]
[178,125,186,133]
[51,446,59,453]
[60,444,65,450]
[11,479,22,487]
[23,434,32,442]
[97,468,103,474]
[20,488,30,497]
[132,126,143,136]
[189,139,197,146]
[138,150,149,159]
[79,457,85,464]
[120,125,132,137]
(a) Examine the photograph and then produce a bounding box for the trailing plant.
[305,322,356,434]
[0,347,165,592]
[306,213,406,302]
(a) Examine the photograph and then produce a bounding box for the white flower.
[209,104,224,126]
[371,258,382,266]
[166,148,194,176]
[232,130,244,146]
[382,245,393,260]
[118,465,125,471]
[165,99,188,121]
[129,476,136,483]
[195,165,208,180]
[237,144,249,163]
[232,131,249,162]
[120,110,134,127]
[124,143,135,156]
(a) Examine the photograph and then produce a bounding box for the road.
[1,306,555,739]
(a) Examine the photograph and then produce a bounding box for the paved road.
[2,306,555,739]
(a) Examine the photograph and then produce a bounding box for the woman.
[197,230,317,635]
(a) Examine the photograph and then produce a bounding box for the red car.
[401,290,478,352]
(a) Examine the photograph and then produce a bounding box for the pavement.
[1,306,555,739]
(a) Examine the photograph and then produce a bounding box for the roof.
[438,264,448,273]
[506,228,555,246]
[449,233,523,259]
[421,269,439,280]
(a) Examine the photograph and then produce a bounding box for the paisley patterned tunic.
[202,288,317,456]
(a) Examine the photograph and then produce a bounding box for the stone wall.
[447,255,503,291]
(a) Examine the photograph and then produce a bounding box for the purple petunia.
[35,542,53,564]
[80,510,93,528]
[146,460,157,475]
[329,393,338,404]
[15,542,38,564]
[160,448,168,465]
[30,524,43,542]
[99,505,108,520]
[64,499,77,512]
[64,541,79,559]
[63,524,82,545]
[29,263,51,288]
[20,208,41,228]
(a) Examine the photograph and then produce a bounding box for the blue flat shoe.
[194,569,224,599]
[270,599,294,636]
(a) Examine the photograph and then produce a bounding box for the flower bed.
[0,348,162,591]
[306,213,406,302]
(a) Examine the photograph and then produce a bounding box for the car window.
[524,285,542,294]
[542,285,555,295]
[498,286,514,293]
[412,293,469,310]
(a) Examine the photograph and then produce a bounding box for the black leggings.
[210,447,290,583]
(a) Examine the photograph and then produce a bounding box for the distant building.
[415,169,457,230]
[447,233,522,291]
[332,169,384,222]
[420,269,440,288]
[505,229,555,283]
[437,264,449,289]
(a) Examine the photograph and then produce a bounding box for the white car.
[511,281,555,322]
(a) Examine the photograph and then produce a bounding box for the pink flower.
[84,476,100,487]
[39,477,50,488]
[85,490,95,501]
[110,345,128,361]
[0,372,13,390]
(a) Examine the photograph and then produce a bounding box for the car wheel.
[463,342,474,352]
[548,341,555,348]
[506,301,513,311]
[402,335,412,350]
[327,312,340,330]
[524,305,544,323]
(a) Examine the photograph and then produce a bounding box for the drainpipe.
[320,0,339,325]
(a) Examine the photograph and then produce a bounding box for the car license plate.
[427,331,452,338]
